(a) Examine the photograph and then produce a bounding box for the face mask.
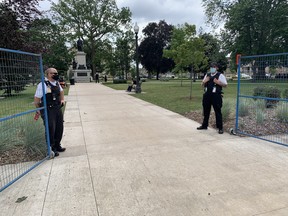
[52,74,59,81]
[210,67,216,73]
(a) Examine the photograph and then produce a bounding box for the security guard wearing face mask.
[197,62,228,134]
[34,68,66,157]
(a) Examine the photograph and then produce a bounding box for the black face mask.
[52,74,59,81]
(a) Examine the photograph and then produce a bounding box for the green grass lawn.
[105,79,238,115]
[105,79,288,115]
[0,84,70,118]
[0,84,70,155]
[1,79,286,117]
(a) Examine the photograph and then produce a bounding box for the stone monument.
[71,39,92,83]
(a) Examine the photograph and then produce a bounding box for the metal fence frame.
[0,48,51,192]
[234,52,288,146]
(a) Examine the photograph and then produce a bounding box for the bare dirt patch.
[184,109,288,136]
[0,146,45,166]
[184,110,236,133]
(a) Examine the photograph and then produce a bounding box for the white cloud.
[38,0,53,10]
[39,0,216,34]
[117,0,210,33]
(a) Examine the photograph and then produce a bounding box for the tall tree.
[3,0,41,28]
[114,31,134,79]
[203,0,288,77]
[163,23,207,75]
[138,20,174,79]
[199,33,228,73]
[51,0,132,76]
[0,0,42,51]
[0,4,22,49]
[26,18,73,73]
[0,0,43,96]
[163,23,206,99]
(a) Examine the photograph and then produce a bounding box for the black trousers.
[127,85,132,92]
[201,92,223,129]
[42,107,64,149]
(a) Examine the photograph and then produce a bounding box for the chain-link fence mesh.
[0,48,49,192]
[235,53,288,145]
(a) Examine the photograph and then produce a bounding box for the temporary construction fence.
[0,48,51,192]
[234,53,288,146]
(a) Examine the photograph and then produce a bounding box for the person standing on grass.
[197,62,228,134]
[95,73,99,83]
[34,68,66,157]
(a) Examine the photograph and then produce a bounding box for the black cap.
[210,62,218,67]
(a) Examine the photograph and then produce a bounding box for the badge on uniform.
[47,87,52,93]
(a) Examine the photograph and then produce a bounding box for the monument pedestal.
[72,69,92,82]
[72,51,92,83]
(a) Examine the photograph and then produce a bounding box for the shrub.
[254,99,266,111]
[265,86,281,107]
[113,79,127,84]
[253,86,281,108]
[0,115,46,158]
[23,121,47,156]
[276,102,288,123]
[283,89,288,99]
[238,99,250,117]
[265,86,281,98]
[253,86,266,98]
[0,122,17,153]
[222,100,231,122]
[256,110,265,124]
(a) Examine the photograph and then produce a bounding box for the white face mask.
[210,67,216,73]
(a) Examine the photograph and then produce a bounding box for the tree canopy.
[0,4,22,50]
[138,20,175,79]
[0,0,42,51]
[114,31,134,79]
[199,33,228,73]
[26,18,73,72]
[51,0,132,76]
[163,23,207,74]
[0,0,72,96]
[203,0,288,56]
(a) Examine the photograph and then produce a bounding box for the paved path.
[2,83,288,216]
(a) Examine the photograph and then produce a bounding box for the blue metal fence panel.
[235,53,288,146]
[0,48,50,192]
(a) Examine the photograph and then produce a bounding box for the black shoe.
[55,146,66,152]
[197,126,207,130]
[218,129,224,134]
[54,151,59,156]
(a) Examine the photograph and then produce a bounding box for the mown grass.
[0,85,38,118]
[105,79,238,114]
[0,84,70,155]
[0,84,70,118]
[105,79,288,116]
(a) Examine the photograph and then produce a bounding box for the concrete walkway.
[2,83,288,216]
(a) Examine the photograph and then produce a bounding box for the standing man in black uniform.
[34,68,66,157]
[197,62,228,134]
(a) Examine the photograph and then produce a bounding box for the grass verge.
[105,79,238,115]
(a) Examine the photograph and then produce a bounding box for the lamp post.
[134,23,141,93]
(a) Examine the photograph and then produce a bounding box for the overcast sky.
[38,0,216,35]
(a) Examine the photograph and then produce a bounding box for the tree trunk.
[89,39,96,79]
[156,71,159,80]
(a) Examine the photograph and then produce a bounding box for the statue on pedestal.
[73,38,91,82]
[77,39,83,51]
